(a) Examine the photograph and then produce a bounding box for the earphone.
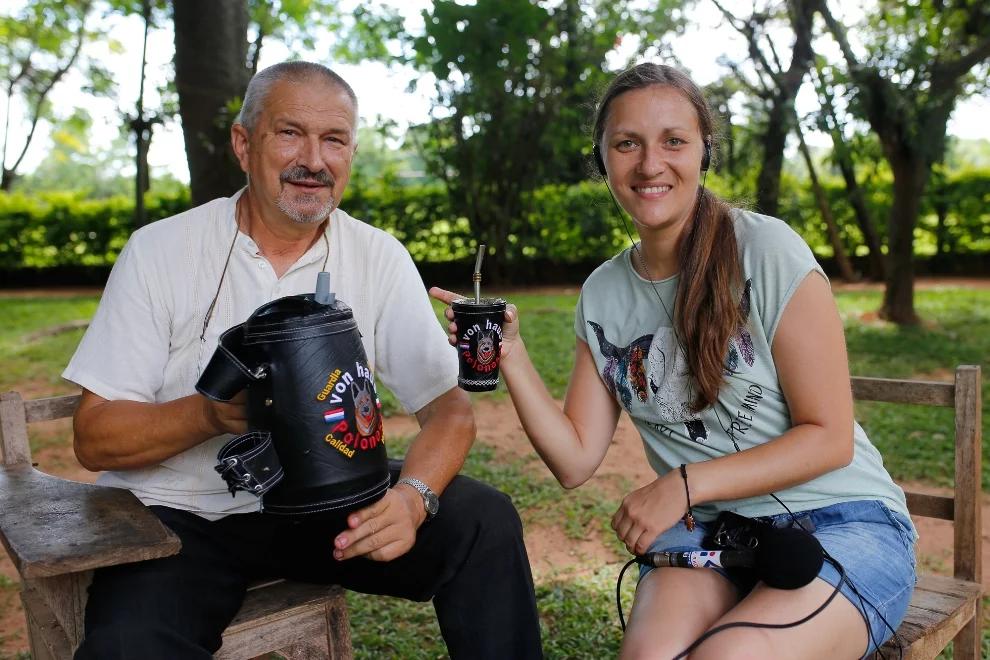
[593,137,902,658]
[593,139,711,176]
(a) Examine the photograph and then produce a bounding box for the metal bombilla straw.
[473,244,486,303]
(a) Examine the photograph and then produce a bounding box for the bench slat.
[903,492,954,520]
[0,465,180,578]
[24,395,81,424]
[850,377,954,407]
[218,581,346,659]
[882,575,982,658]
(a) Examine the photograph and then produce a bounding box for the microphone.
[636,525,825,590]
[638,549,754,569]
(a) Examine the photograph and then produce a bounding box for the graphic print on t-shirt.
[586,321,651,409]
[587,279,756,445]
[646,325,699,423]
[725,280,755,376]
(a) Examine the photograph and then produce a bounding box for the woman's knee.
[620,628,689,660]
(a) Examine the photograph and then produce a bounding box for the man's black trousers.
[74,462,543,659]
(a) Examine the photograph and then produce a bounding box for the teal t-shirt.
[575,209,911,524]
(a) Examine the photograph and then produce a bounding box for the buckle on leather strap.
[215,431,284,498]
[216,456,260,496]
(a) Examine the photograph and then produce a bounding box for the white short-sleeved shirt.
[63,188,458,519]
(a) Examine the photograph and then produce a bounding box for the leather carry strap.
[215,431,284,498]
[197,324,269,402]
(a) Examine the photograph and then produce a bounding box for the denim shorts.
[639,500,917,657]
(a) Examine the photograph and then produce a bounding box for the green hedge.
[0,190,191,269]
[1,169,988,273]
[771,167,990,260]
[343,183,475,263]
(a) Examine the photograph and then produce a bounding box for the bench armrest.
[0,465,181,579]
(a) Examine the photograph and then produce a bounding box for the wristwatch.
[396,477,439,521]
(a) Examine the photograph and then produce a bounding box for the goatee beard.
[277,193,336,224]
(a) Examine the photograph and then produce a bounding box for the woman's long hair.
[592,63,744,412]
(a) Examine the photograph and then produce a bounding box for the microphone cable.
[615,556,640,630]
[611,493,904,659]
[598,160,905,659]
[769,493,904,660]
[671,567,846,659]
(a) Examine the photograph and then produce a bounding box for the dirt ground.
[2,398,987,657]
[1,277,988,655]
[385,398,990,587]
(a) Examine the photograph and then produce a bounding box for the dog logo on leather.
[477,329,496,365]
[351,379,379,437]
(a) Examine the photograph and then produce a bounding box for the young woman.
[431,63,916,659]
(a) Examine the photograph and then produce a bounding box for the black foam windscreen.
[593,144,606,176]
[755,525,825,590]
[701,140,711,172]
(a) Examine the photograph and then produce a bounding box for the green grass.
[1,285,988,658]
[0,296,98,392]
[840,288,990,488]
[346,571,629,660]
[387,434,627,548]
[346,434,629,659]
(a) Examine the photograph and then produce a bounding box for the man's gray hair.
[238,61,358,133]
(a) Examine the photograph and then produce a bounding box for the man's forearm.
[400,387,475,495]
[73,391,242,471]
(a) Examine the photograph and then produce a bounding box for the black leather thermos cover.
[197,294,389,516]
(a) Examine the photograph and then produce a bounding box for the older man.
[64,61,542,659]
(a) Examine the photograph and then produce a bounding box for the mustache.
[280,167,334,187]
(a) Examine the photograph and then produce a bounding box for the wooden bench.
[852,365,983,660]
[0,366,983,658]
[0,391,353,660]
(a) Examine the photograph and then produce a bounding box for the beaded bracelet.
[679,463,695,531]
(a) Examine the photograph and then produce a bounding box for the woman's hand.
[428,287,521,360]
[611,470,688,556]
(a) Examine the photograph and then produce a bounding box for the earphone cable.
[600,171,901,657]
[200,203,331,343]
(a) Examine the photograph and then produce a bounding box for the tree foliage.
[818,0,990,323]
[404,0,686,278]
[712,0,816,218]
[0,0,113,190]
[114,0,402,206]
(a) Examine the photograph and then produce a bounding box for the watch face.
[424,491,440,515]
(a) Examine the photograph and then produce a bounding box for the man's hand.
[200,391,248,437]
[332,485,424,562]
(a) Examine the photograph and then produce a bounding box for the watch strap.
[396,477,437,519]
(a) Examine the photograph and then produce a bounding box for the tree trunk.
[795,120,857,281]
[134,0,152,229]
[755,100,789,217]
[812,65,885,280]
[172,0,251,207]
[722,0,815,217]
[135,128,149,226]
[835,151,885,280]
[881,155,927,325]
